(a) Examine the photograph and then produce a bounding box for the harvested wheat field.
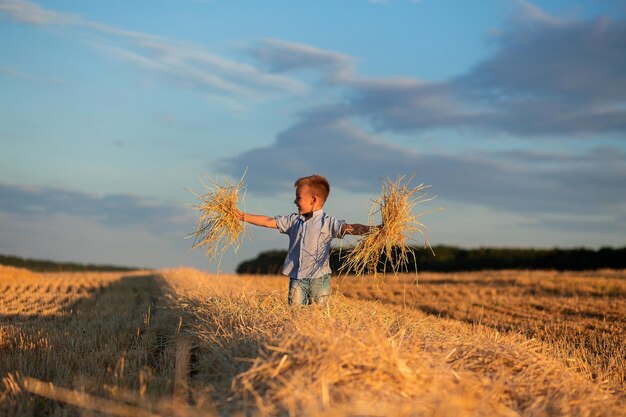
[1,265,625,416]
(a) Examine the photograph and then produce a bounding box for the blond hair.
[294,174,330,202]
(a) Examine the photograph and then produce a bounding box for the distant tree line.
[0,254,141,272]
[236,245,626,274]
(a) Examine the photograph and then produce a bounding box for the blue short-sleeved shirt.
[275,209,345,279]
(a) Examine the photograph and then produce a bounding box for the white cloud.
[0,0,74,25]
[0,0,306,98]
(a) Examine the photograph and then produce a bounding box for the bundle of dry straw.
[340,176,435,277]
[188,173,247,261]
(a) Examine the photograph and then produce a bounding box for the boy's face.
[294,185,316,215]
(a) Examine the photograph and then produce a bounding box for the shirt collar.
[298,208,324,221]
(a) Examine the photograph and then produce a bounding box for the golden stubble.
[1,266,624,417]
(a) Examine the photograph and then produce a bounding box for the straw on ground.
[2,266,625,416]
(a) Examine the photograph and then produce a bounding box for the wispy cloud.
[217,113,626,221]
[513,0,566,27]
[0,0,307,98]
[0,65,65,85]
[246,4,626,137]
[249,39,355,83]
[0,182,191,235]
[0,0,75,25]
[0,0,158,39]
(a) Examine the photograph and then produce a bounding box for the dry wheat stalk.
[340,176,435,277]
[188,173,248,261]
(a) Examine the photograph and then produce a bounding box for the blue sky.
[1,0,625,272]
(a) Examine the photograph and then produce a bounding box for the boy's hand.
[233,208,244,222]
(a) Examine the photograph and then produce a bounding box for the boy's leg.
[288,278,310,305]
[311,274,331,306]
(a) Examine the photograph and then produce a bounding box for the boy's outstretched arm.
[233,208,277,229]
[341,223,381,236]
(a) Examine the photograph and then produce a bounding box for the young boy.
[234,174,376,306]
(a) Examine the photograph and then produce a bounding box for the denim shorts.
[288,274,331,306]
